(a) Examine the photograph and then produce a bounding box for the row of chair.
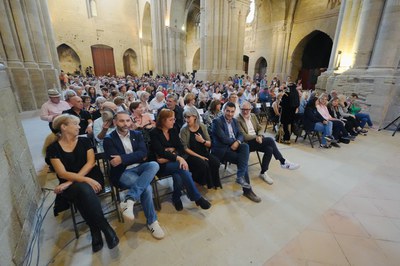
[68,149,265,238]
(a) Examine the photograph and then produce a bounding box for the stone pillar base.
[42,68,58,90]
[9,67,36,111]
[320,69,400,127]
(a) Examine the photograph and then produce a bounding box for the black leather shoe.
[243,189,261,203]
[195,197,211,209]
[102,223,119,249]
[173,199,183,211]
[331,142,341,148]
[90,226,103,253]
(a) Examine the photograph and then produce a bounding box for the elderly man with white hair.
[237,101,300,185]
[149,91,165,112]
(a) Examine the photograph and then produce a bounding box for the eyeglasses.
[241,108,252,111]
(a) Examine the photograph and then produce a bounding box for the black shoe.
[195,197,211,209]
[90,226,103,253]
[331,142,341,148]
[243,189,261,203]
[320,144,331,149]
[173,199,183,211]
[325,136,338,144]
[101,223,119,249]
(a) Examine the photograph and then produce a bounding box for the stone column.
[23,0,52,67]
[351,0,385,69]
[197,0,249,81]
[167,27,186,74]
[0,1,23,67]
[9,0,36,67]
[151,0,169,75]
[327,0,347,70]
[272,22,287,78]
[343,0,361,56]
[316,1,347,91]
[38,0,61,71]
[369,0,400,70]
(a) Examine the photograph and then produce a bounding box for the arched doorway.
[57,44,81,75]
[123,49,138,76]
[192,48,200,71]
[243,55,249,74]
[254,57,267,78]
[142,2,153,74]
[291,31,333,90]
[91,44,116,76]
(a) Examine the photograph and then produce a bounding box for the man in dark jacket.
[279,78,300,144]
[211,102,261,203]
[103,111,164,239]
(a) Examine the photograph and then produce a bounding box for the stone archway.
[192,48,200,71]
[291,30,332,89]
[243,55,249,74]
[254,57,267,78]
[57,44,81,75]
[142,2,153,74]
[123,49,138,76]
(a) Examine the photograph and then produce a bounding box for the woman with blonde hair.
[183,92,196,109]
[44,114,119,252]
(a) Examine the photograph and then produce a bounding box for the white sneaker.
[120,199,135,222]
[259,173,274,185]
[281,160,300,170]
[148,221,165,240]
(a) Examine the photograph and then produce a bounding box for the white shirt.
[244,117,256,136]
[117,131,140,169]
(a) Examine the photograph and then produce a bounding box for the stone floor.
[22,113,400,266]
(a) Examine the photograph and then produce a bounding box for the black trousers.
[281,107,297,141]
[187,153,221,189]
[62,182,108,229]
[332,120,350,139]
[247,137,284,173]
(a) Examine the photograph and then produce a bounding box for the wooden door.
[91,46,116,76]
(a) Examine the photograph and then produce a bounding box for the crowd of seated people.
[42,71,378,251]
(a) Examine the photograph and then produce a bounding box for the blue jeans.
[119,161,159,225]
[355,113,372,128]
[222,143,250,184]
[159,161,201,203]
[314,121,333,145]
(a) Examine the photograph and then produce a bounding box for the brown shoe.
[243,189,261,203]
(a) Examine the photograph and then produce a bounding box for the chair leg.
[111,186,123,222]
[70,204,79,239]
[256,151,262,166]
[316,132,322,145]
[152,179,161,211]
[307,132,314,148]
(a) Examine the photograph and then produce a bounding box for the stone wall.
[0,64,41,265]
[245,0,340,80]
[47,0,141,76]
[324,71,400,127]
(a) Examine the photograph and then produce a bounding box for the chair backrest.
[95,152,112,194]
